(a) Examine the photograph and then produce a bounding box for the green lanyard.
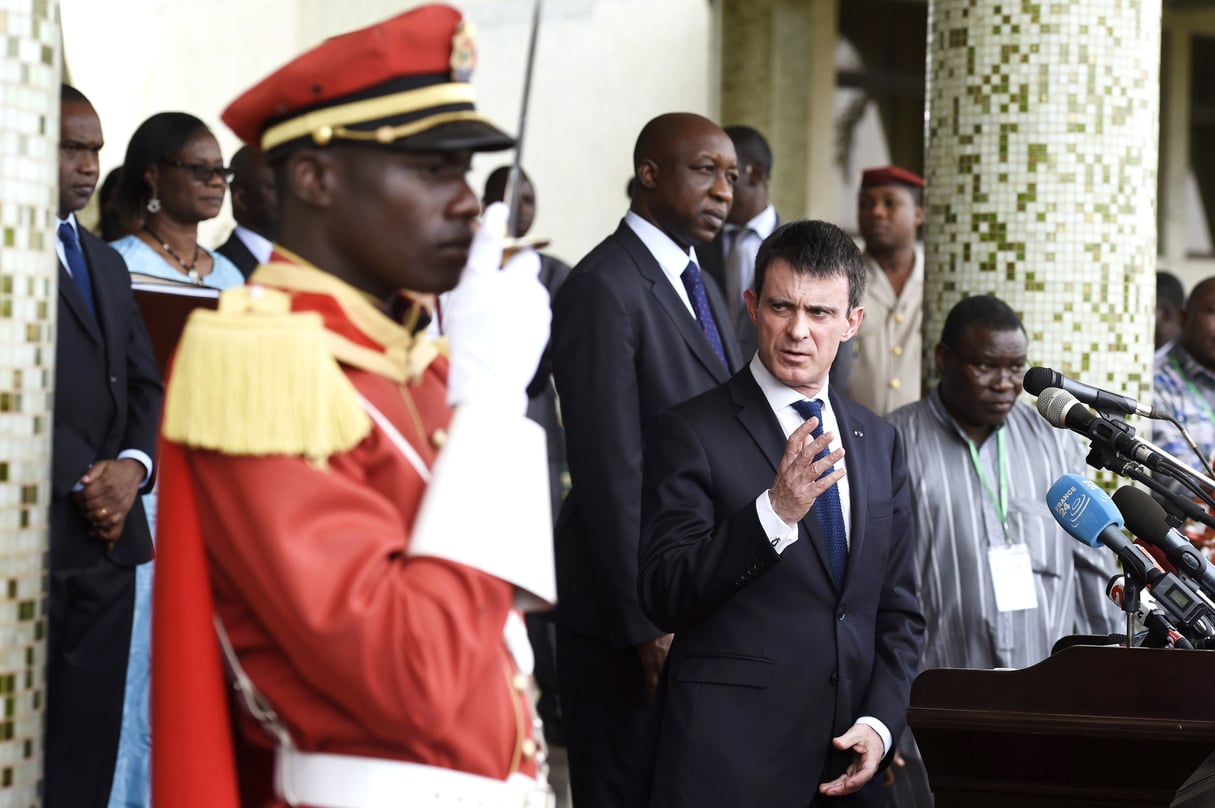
[965,428,1009,540]
[1170,356,1215,428]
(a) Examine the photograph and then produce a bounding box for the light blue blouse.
[106,231,242,808]
[110,234,245,290]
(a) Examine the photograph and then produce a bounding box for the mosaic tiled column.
[0,0,62,803]
[924,1,1161,410]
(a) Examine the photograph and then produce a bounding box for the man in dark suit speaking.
[48,85,162,808]
[639,220,924,807]
[551,112,742,806]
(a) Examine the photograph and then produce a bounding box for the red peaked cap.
[860,165,925,189]
[222,3,513,154]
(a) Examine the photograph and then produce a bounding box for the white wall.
[61,0,714,263]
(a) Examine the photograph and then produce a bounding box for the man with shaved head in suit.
[551,112,743,806]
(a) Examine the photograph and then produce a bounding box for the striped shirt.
[1151,342,1215,496]
[888,389,1119,671]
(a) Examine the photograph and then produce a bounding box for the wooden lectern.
[908,646,1215,807]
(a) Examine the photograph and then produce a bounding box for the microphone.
[1036,388,1174,473]
[1106,574,1194,649]
[1112,486,1215,602]
[1024,366,1157,418]
[1046,473,1215,641]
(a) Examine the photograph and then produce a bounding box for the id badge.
[988,543,1038,612]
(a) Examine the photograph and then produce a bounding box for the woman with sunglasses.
[107,111,244,808]
[110,111,244,289]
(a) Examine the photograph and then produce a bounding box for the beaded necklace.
[143,224,202,283]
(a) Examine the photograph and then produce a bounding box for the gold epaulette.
[162,285,371,462]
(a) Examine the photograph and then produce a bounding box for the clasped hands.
[768,415,846,525]
[73,458,144,546]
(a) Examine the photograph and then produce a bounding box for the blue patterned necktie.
[791,398,847,586]
[680,261,728,370]
[58,222,96,318]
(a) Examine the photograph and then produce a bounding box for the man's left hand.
[73,458,144,545]
[818,723,884,797]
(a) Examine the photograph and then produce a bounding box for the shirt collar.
[739,204,778,239]
[56,212,78,234]
[1170,343,1215,386]
[234,225,274,265]
[749,352,832,411]
[624,210,698,274]
[925,386,1009,445]
[251,246,442,384]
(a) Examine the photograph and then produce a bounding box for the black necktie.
[791,398,847,585]
[59,222,97,318]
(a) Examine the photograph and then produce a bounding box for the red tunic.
[152,258,536,808]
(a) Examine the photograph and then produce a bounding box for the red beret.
[860,166,924,189]
[222,4,512,154]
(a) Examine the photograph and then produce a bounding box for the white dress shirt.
[234,225,273,266]
[624,211,698,317]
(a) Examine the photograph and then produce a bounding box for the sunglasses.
[161,159,235,184]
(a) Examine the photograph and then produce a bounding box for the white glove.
[443,202,550,416]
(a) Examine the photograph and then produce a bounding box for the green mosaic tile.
[923,0,1160,442]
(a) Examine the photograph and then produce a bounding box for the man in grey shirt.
[885,295,1118,807]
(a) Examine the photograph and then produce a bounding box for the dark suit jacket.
[52,227,161,569]
[47,224,162,807]
[697,230,727,292]
[216,230,259,278]
[698,214,781,361]
[551,220,743,650]
[638,368,924,807]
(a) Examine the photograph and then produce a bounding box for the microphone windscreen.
[1035,387,1073,427]
[1023,366,1058,396]
[1111,486,1171,544]
[1047,473,1122,547]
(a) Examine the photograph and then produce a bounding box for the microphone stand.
[1097,455,1215,532]
[1082,424,1215,532]
[1113,574,1141,647]
[1158,412,1215,481]
[1089,392,1215,482]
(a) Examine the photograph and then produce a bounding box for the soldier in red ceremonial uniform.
[150,6,556,807]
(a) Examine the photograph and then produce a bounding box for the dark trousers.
[555,626,657,808]
[44,559,136,808]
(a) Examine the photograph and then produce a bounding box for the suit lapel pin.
[853,429,864,437]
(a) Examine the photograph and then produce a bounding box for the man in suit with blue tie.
[48,84,162,808]
[638,219,924,807]
[551,112,742,807]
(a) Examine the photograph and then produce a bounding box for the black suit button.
[836,609,846,621]
[109,376,117,384]
[830,673,838,686]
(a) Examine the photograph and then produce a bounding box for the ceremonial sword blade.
[504,0,544,239]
